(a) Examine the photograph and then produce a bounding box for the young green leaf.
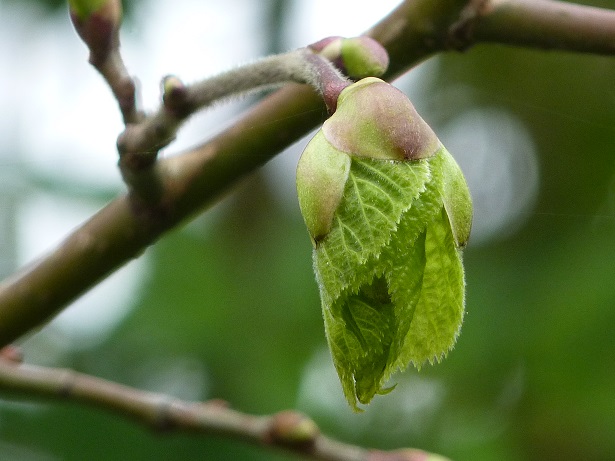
[313,149,467,410]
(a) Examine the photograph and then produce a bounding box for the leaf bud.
[269,411,319,446]
[310,36,388,79]
[308,36,344,56]
[161,75,191,117]
[340,37,389,79]
[69,0,123,66]
[0,345,23,364]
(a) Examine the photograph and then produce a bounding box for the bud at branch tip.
[310,36,389,80]
[69,0,123,66]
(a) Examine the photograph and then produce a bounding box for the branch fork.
[68,2,389,198]
[114,37,389,198]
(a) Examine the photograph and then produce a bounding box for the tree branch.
[2,0,615,346]
[116,37,389,200]
[69,0,142,124]
[0,357,447,461]
[0,0,443,347]
[116,48,351,184]
[451,0,615,54]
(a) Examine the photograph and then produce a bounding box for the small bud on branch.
[162,75,190,117]
[309,36,389,80]
[69,0,140,124]
[69,0,122,67]
[268,411,320,447]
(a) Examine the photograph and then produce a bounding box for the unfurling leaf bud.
[69,0,122,66]
[296,76,473,410]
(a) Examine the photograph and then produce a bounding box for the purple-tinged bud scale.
[323,77,441,161]
[309,36,389,80]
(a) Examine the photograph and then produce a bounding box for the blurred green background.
[1,1,614,460]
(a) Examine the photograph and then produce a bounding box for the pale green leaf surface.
[395,207,464,368]
[314,149,468,410]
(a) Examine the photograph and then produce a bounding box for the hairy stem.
[184,49,349,112]
[117,48,349,185]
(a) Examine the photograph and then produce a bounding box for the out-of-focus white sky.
[0,0,538,348]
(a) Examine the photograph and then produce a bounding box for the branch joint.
[449,0,492,50]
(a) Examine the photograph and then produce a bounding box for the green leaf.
[314,156,431,304]
[314,148,469,410]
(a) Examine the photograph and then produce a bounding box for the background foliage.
[1,1,614,460]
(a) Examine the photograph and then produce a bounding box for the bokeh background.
[1,0,614,460]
